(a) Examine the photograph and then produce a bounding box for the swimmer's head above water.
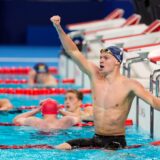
[64,89,83,112]
[34,63,49,74]
[41,99,58,115]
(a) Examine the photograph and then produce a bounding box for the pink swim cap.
[41,99,58,115]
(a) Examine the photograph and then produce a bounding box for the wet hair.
[66,89,83,101]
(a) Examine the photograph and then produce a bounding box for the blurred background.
[0,0,159,67]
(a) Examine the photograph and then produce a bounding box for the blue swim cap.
[103,46,123,63]
[33,63,49,73]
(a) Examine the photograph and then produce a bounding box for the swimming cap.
[33,63,49,73]
[41,99,58,115]
[101,46,123,63]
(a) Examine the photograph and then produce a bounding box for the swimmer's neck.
[102,69,121,83]
[43,115,57,123]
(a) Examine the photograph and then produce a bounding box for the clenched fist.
[50,15,61,27]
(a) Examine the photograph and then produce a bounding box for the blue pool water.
[0,125,160,160]
[0,96,160,159]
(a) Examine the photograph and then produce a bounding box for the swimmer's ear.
[115,60,120,65]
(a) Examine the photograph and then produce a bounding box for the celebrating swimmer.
[50,15,160,150]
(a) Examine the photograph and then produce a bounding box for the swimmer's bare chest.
[92,80,129,108]
[91,79,134,135]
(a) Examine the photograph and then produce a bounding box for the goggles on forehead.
[100,47,123,63]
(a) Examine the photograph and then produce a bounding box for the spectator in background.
[28,63,57,86]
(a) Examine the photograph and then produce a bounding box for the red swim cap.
[41,99,58,115]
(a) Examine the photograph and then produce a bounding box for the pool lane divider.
[0,140,160,150]
[0,78,76,84]
[0,67,58,75]
[0,103,93,114]
[0,88,92,95]
[0,119,133,127]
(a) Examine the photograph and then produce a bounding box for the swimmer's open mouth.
[66,106,70,109]
[100,65,104,69]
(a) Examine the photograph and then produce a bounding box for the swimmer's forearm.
[14,108,40,119]
[59,110,76,116]
[54,25,79,54]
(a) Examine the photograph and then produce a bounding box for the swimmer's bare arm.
[58,116,80,129]
[0,99,13,111]
[131,80,160,110]
[13,107,41,124]
[59,109,78,117]
[83,106,93,116]
[81,106,93,121]
[50,15,97,76]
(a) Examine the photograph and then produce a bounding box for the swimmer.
[0,99,13,111]
[59,89,93,121]
[13,99,79,132]
[28,63,57,86]
[50,15,160,150]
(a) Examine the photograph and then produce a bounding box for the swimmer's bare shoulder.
[124,77,144,91]
[86,61,99,77]
[17,117,44,127]
[121,77,147,97]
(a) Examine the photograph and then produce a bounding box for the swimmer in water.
[13,99,79,132]
[59,89,93,122]
[50,15,160,150]
[0,99,13,111]
[28,63,57,86]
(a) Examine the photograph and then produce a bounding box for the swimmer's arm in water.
[50,15,97,76]
[58,116,80,129]
[81,107,93,121]
[59,109,78,117]
[13,107,41,124]
[83,106,93,116]
[0,99,13,111]
[131,80,160,110]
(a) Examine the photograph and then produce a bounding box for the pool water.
[0,125,160,160]
[0,96,160,160]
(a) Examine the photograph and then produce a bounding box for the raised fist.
[50,15,61,27]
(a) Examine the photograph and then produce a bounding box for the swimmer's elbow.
[13,117,24,125]
[13,117,20,124]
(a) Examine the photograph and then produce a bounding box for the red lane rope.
[0,122,94,127]
[0,122,21,126]
[0,144,54,149]
[0,119,133,127]
[0,78,75,84]
[18,103,92,110]
[127,141,160,149]
[0,88,91,95]
[0,88,66,95]
[1,140,160,150]
[0,67,58,75]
